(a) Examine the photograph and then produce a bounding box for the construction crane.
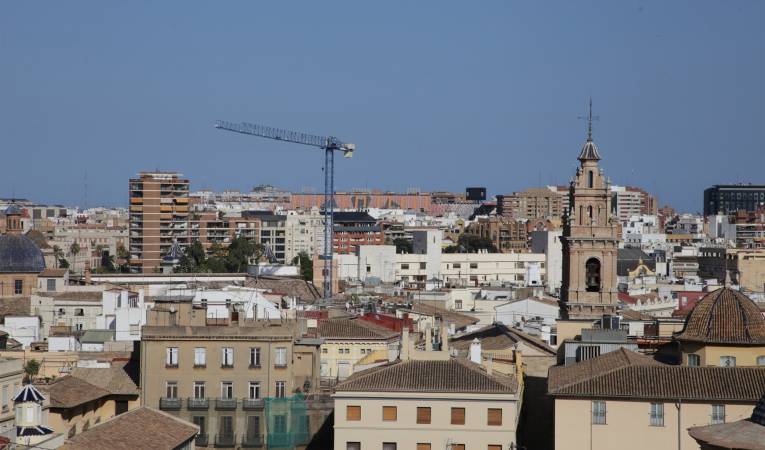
[214,120,355,300]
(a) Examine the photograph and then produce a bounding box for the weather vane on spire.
[578,97,599,141]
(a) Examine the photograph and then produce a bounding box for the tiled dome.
[0,234,46,273]
[578,138,602,161]
[676,287,765,345]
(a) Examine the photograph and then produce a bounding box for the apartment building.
[32,291,103,339]
[142,313,324,449]
[703,184,765,216]
[316,318,399,380]
[496,186,568,220]
[333,212,384,255]
[464,217,529,252]
[129,172,190,273]
[0,358,23,437]
[190,210,261,251]
[548,349,765,450]
[611,186,659,222]
[284,209,325,261]
[51,223,128,274]
[290,191,433,212]
[333,344,521,450]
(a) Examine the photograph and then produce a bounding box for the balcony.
[241,398,265,410]
[241,435,264,448]
[195,434,209,447]
[187,397,209,410]
[215,398,237,410]
[159,397,182,410]
[214,434,236,448]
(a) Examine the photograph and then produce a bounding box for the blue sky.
[1,1,763,213]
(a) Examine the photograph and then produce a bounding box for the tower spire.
[587,97,593,141]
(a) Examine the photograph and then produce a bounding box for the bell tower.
[560,100,619,319]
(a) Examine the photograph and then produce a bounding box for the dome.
[578,138,602,161]
[676,287,765,345]
[4,204,21,215]
[0,234,46,273]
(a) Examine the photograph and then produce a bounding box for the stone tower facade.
[560,124,619,319]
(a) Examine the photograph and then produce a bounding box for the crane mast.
[214,120,355,300]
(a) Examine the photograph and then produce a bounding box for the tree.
[24,359,41,382]
[393,238,413,254]
[58,258,70,269]
[225,237,262,273]
[69,242,81,272]
[116,244,131,273]
[52,245,64,268]
[291,251,313,281]
[444,234,497,253]
[176,240,207,273]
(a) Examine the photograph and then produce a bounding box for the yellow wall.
[321,340,393,379]
[555,398,754,450]
[682,343,765,367]
[334,393,518,450]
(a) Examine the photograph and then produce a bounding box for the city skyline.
[2,1,763,212]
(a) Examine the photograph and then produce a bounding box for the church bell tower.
[560,100,619,319]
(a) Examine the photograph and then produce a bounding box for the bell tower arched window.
[586,258,601,292]
[588,170,594,188]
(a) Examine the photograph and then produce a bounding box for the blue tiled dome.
[0,234,46,273]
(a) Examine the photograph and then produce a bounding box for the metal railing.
[195,434,208,447]
[241,435,264,448]
[215,398,237,410]
[241,398,265,410]
[214,433,236,448]
[187,397,209,410]
[159,397,182,410]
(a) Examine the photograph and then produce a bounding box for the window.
[451,407,465,425]
[129,324,140,336]
[246,415,260,440]
[470,263,478,269]
[248,382,260,399]
[382,406,397,421]
[592,401,606,424]
[416,407,431,424]
[453,263,461,269]
[720,356,736,367]
[193,381,205,399]
[166,347,179,367]
[249,347,261,367]
[688,354,700,367]
[128,296,139,308]
[488,446,502,450]
[588,170,594,188]
[221,382,234,399]
[757,356,765,366]
[275,381,286,398]
[275,347,287,367]
[192,416,206,435]
[14,280,22,295]
[221,347,234,368]
[321,348,327,354]
[2,385,8,412]
[451,445,465,450]
[711,405,725,424]
[585,258,601,292]
[219,415,234,437]
[382,444,397,450]
[419,262,426,269]
[346,405,361,421]
[650,403,664,426]
[165,381,178,399]
[346,443,361,450]
[194,347,206,367]
[46,279,56,291]
[487,408,502,426]
[454,300,463,310]
[417,445,431,450]
[401,264,409,270]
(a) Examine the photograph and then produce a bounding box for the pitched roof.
[408,303,479,330]
[675,288,765,345]
[578,138,601,161]
[450,323,556,355]
[318,318,399,340]
[42,376,111,408]
[60,406,198,450]
[39,291,103,302]
[245,276,321,302]
[688,394,765,450]
[13,384,45,403]
[80,330,115,343]
[39,268,67,277]
[336,358,518,394]
[0,296,31,318]
[548,349,765,401]
[70,367,138,396]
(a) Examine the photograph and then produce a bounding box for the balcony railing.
[214,433,236,448]
[241,398,265,410]
[187,397,209,410]
[195,434,209,447]
[215,398,237,410]
[159,397,182,410]
[241,435,264,448]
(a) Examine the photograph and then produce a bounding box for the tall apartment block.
[704,184,765,216]
[129,172,190,273]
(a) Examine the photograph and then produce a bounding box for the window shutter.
[487,408,502,426]
[416,407,431,424]
[382,406,397,421]
[488,446,502,450]
[451,407,465,425]
[416,444,431,450]
[346,405,361,421]
[452,445,465,450]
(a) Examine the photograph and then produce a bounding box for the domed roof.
[0,234,46,273]
[3,204,21,215]
[578,138,602,161]
[676,287,765,345]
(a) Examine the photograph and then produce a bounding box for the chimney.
[469,338,481,364]
[400,329,410,361]
[514,347,524,379]
[440,324,449,354]
[483,355,493,375]
[84,262,92,285]
[424,325,433,352]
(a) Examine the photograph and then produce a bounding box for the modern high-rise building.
[129,172,190,273]
[703,184,765,216]
[496,186,568,220]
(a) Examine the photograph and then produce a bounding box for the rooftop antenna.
[578,97,599,141]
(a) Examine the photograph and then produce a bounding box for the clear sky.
[1,1,763,213]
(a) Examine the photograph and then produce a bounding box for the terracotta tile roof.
[318,318,399,340]
[450,323,556,355]
[688,394,765,449]
[70,367,138,396]
[40,376,111,409]
[0,296,31,318]
[246,276,321,302]
[60,406,198,450]
[619,309,655,321]
[408,303,479,330]
[336,358,518,394]
[549,349,765,401]
[675,288,765,345]
[142,323,296,340]
[40,291,103,302]
[39,268,67,277]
